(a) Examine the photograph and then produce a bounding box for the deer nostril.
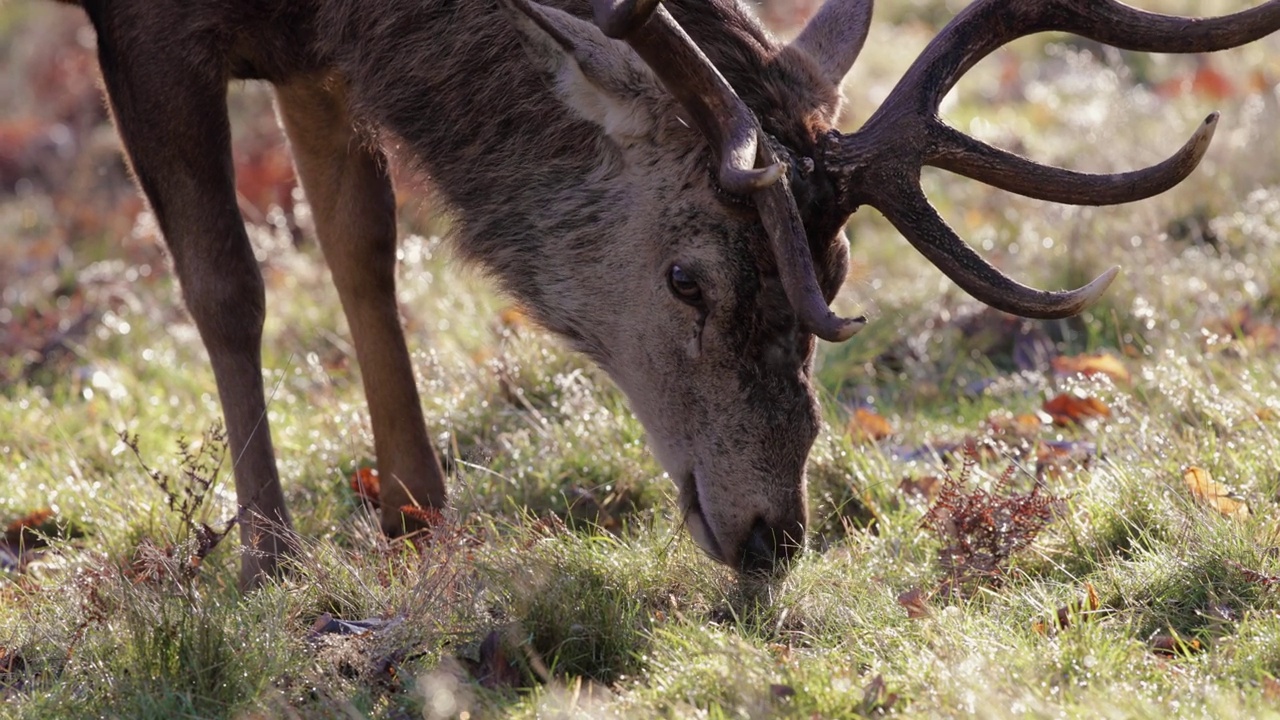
[739,518,805,576]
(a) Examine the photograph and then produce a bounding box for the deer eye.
[667,264,703,305]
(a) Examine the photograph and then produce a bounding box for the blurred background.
[2,0,1277,398]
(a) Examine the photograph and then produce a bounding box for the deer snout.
[738,516,805,576]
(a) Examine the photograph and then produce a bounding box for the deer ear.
[503,0,673,141]
[790,0,872,87]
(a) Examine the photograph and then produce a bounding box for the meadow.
[2,1,1280,717]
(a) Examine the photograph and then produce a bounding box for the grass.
[3,0,1280,717]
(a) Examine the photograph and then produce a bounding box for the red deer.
[53,0,1280,587]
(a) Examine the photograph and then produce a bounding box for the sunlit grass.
[3,1,1280,718]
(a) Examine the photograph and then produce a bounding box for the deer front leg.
[276,77,448,534]
[87,21,292,589]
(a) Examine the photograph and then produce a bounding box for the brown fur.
[67,0,861,586]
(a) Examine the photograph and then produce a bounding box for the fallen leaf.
[1263,676,1280,702]
[399,504,444,529]
[351,467,380,507]
[897,587,930,619]
[1202,305,1280,355]
[1042,393,1110,426]
[1058,582,1101,628]
[1150,632,1202,657]
[1155,63,1236,100]
[1191,64,1236,100]
[1035,440,1097,482]
[498,306,527,330]
[1052,353,1130,384]
[4,508,55,547]
[848,408,893,443]
[1183,466,1249,520]
[899,475,944,502]
[858,674,900,715]
[982,410,1048,442]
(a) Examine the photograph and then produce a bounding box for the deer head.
[496,0,1279,575]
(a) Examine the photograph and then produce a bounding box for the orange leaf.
[1150,633,1202,657]
[399,504,444,528]
[984,410,1047,439]
[351,467,380,507]
[899,475,944,502]
[1051,353,1130,383]
[498,306,527,329]
[1183,466,1249,520]
[848,408,893,443]
[897,587,930,619]
[1191,65,1236,100]
[1042,393,1110,426]
[1035,582,1101,635]
[4,508,54,539]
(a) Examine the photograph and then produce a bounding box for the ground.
[2,1,1280,718]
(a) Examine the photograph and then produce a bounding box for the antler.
[823,0,1280,319]
[590,0,866,341]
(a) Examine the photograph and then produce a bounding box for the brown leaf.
[1052,353,1130,384]
[848,408,893,443]
[233,144,297,220]
[351,467,380,507]
[858,674,900,715]
[1057,582,1101,629]
[1042,393,1110,426]
[4,508,55,547]
[1191,65,1236,100]
[1263,676,1280,702]
[399,504,444,529]
[1202,305,1280,355]
[1155,63,1236,100]
[1150,633,1202,657]
[497,306,527,330]
[899,475,943,502]
[982,410,1048,442]
[1183,466,1249,520]
[897,587,931,619]
[1035,440,1097,482]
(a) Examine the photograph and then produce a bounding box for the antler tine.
[866,0,1280,123]
[756,137,867,342]
[824,0,1279,319]
[873,177,1120,319]
[590,0,782,194]
[1059,0,1280,54]
[592,0,864,341]
[929,112,1219,206]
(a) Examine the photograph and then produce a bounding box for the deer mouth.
[680,472,726,565]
